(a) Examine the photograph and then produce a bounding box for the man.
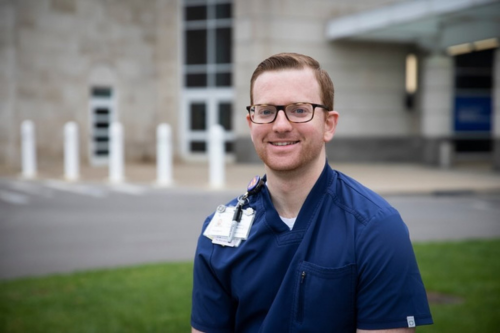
[191,53,433,332]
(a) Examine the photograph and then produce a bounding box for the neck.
[265,156,326,218]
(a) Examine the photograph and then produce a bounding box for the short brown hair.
[250,53,334,110]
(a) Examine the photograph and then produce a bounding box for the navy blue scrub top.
[192,162,433,332]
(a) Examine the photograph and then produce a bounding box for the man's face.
[247,68,338,173]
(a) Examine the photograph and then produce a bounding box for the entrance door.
[182,89,234,160]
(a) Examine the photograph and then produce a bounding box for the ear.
[323,111,339,143]
[246,114,255,143]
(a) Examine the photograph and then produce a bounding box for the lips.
[270,141,299,146]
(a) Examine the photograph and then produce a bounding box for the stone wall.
[0,0,17,168]
[232,0,418,163]
[0,0,180,167]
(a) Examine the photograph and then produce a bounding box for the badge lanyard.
[228,176,264,242]
[204,176,264,247]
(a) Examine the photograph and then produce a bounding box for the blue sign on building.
[454,96,492,132]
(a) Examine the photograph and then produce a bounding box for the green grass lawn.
[414,239,500,332]
[1,239,499,332]
[0,263,193,332]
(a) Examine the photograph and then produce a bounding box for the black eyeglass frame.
[246,102,329,124]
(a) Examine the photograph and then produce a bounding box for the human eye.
[288,104,312,117]
[256,106,275,117]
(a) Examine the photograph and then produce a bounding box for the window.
[190,103,207,130]
[182,0,234,158]
[184,0,232,88]
[453,49,494,153]
[89,86,115,164]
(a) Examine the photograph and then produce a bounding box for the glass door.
[182,89,234,160]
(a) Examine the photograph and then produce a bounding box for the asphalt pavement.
[1,161,500,279]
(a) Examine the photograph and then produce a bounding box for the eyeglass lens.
[252,103,314,123]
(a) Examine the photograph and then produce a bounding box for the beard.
[254,139,325,174]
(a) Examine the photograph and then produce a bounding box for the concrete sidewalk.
[1,161,500,195]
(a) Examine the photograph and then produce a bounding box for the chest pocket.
[292,261,356,333]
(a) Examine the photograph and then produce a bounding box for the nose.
[272,109,293,132]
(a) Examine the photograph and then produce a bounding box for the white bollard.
[109,122,124,183]
[64,122,79,181]
[156,123,173,186]
[21,120,37,179]
[209,124,225,188]
[439,140,453,169]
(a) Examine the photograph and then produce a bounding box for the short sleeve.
[191,218,235,333]
[355,208,433,330]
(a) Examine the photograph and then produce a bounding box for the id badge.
[204,205,256,247]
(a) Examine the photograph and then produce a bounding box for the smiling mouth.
[270,141,299,146]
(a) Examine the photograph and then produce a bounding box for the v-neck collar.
[259,161,334,243]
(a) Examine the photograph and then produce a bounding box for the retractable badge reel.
[204,176,264,247]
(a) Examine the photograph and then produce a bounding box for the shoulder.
[326,169,399,225]
[326,170,411,252]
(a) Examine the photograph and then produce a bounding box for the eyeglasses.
[246,102,328,124]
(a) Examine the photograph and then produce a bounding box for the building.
[1,0,499,170]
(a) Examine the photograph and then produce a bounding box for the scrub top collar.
[259,160,335,236]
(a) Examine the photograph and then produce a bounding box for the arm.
[191,220,234,332]
[357,329,416,333]
[192,328,204,333]
[355,210,432,329]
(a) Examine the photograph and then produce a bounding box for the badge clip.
[204,176,263,247]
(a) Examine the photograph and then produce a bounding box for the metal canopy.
[325,0,500,51]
